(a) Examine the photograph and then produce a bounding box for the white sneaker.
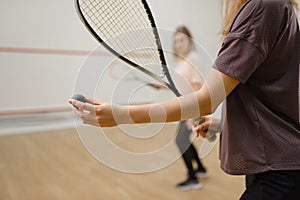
[176,178,203,191]
[195,170,210,178]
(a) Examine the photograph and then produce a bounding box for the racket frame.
[74,0,181,97]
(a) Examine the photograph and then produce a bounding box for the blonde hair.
[221,0,299,37]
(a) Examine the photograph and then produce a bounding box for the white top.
[172,51,204,95]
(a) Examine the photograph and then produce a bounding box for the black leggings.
[175,121,205,179]
[241,170,300,200]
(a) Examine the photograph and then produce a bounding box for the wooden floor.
[0,126,245,200]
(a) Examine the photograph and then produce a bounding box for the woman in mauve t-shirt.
[70,0,300,199]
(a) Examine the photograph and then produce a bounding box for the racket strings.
[84,2,150,56]
[79,0,165,77]
[81,1,147,44]
[101,2,159,66]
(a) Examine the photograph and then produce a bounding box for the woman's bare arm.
[69,69,239,127]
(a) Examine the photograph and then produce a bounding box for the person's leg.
[175,121,196,177]
[240,170,300,200]
[245,174,254,188]
[175,121,202,190]
[189,143,209,178]
[189,142,206,170]
[176,146,202,190]
[181,146,197,179]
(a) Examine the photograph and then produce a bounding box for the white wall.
[0,0,222,111]
[0,0,94,110]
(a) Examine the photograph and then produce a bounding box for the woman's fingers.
[69,98,124,127]
[193,116,212,138]
[85,97,104,105]
[193,125,207,138]
[69,99,97,114]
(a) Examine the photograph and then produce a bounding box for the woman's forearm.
[128,86,212,124]
[128,69,239,124]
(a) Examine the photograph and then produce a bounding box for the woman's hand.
[148,83,167,90]
[69,97,129,127]
[185,119,195,130]
[193,116,221,138]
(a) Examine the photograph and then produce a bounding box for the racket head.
[74,0,180,96]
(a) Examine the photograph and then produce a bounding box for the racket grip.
[193,117,217,142]
[148,83,161,89]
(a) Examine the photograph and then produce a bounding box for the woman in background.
[171,26,209,191]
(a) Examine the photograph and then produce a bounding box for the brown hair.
[173,25,195,60]
[221,0,299,37]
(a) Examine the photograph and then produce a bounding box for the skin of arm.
[130,68,239,122]
[69,69,240,127]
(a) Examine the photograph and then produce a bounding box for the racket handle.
[193,117,217,142]
[148,83,162,89]
[147,83,167,90]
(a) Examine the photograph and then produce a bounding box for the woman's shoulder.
[240,0,291,14]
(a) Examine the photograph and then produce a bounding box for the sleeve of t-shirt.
[213,0,284,83]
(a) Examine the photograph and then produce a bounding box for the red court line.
[0,47,152,116]
[0,106,72,116]
[0,47,112,57]
[0,101,153,116]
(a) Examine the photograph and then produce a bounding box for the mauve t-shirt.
[213,0,300,175]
